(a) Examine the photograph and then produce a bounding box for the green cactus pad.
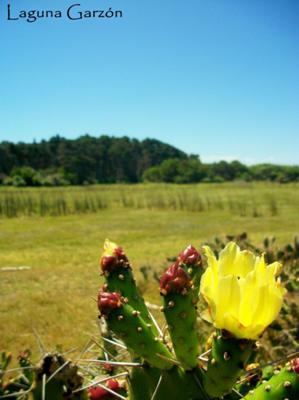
[243,364,299,400]
[160,263,200,370]
[203,331,254,398]
[98,291,173,369]
[162,292,199,370]
[101,239,159,336]
[129,365,206,400]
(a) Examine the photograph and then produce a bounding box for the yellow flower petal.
[218,242,239,276]
[235,250,256,277]
[214,275,240,324]
[202,246,218,272]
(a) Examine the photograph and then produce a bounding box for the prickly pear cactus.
[95,240,298,400]
[1,239,298,400]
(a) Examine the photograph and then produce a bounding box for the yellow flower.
[200,242,286,340]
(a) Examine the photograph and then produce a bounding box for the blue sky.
[0,0,298,165]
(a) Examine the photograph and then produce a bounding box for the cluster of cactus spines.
[0,351,88,400]
[98,290,173,369]
[160,262,200,370]
[32,353,86,400]
[98,319,119,376]
[202,330,254,398]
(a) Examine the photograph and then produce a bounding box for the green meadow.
[0,182,298,359]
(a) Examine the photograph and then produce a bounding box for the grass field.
[0,182,298,360]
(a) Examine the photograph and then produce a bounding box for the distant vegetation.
[0,182,298,218]
[0,135,298,186]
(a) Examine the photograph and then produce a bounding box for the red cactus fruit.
[98,291,122,315]
[292,358,299,374]
[88,379,121,400]
[178,245,201,266]
[160,263,190,294]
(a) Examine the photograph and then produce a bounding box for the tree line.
[0,135,298,186]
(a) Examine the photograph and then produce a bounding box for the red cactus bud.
[98,291,122,315]
[88,379,121,400]
[107,380,121,391]
[178,245,201,265]
[114,246,125,259]
[101,255,117,271]
[100,240,128,273]
[160,263,190,294]
[292,358,299,374]
[103,362,114,373]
